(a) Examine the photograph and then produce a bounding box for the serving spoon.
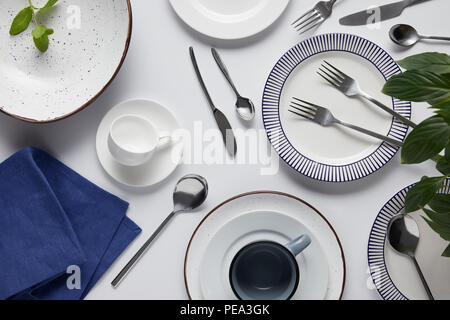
[388,214,434,300]
[211,48,255,121]
[390,24,450,47]
[111,174,209,288]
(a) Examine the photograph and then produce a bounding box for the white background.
[1,0,449,300]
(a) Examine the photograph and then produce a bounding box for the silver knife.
[189,47,237,157]
[340,0,432,26]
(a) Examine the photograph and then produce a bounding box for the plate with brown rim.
[0,0,132,123]
[184,191,346,300]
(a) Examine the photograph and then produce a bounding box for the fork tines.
[292,8,324,35]
[288,98,318,120]
[317,60,347,87]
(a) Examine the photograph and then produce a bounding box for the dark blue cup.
[229,235,311,300]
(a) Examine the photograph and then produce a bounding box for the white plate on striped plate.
[262,33,411,182]
[368,181,450,300]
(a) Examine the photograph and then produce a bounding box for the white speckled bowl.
[0,0,132,123]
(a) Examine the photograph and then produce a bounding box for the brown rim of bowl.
[0,0,133,124]
[184,191,347,300]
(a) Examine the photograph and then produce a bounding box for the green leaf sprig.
[383,52,450,257]
[9,0,59,52]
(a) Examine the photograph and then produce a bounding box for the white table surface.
[0,0,449,300]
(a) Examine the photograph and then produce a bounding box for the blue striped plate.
[368,181,450,300]
[262,33,411,182]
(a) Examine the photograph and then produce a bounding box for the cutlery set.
[317,61,417,128]
[294,0,449,48]
[190,47,237,157]
[190,47,255,157]
[289,60,413,147]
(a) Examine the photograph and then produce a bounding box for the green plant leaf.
[422,194,450,257]
[41,0,59,9]
[435,109,450,124]
[432,99,450,123]
[382,71,450,104]
[401,116,450,164]
[422,207,450,226]
[405,176,447,213]
[437,157,450,175]
[423,217,450,241]
[431,98,450,111]
[32,25,54,52]
[429,194,450,214]
[446,144,450,162]
[443,243,450,257]
[397,52,450,74]
[9,6,33,35]
[39,0,59,13]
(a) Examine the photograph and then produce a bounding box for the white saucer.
[185,192,346,300]
[198,211,329,300]
[169,0,290,40]
[96,99,183,187]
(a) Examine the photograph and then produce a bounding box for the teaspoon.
[390,24,450,47]
[211,48,255,121]
[388,214,434,300]
[111,174,209,287]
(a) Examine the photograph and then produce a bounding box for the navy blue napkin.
[0,147,141,300]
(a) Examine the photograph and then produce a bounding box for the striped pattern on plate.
[368,181,450,300]
[262,33,411,182]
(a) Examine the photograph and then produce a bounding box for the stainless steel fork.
[292,0,338,34]
[289,98,403,147]
[317,60,416,128]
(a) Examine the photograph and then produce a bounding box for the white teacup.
[108,114,172,166]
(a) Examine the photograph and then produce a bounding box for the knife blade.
[189,46,237,157]
[339,0,428,26]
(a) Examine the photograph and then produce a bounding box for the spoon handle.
[211,48,240,97]
[407,0,433,7]
[422,35,450,41]
[111,211,176,288]
[411,256,435,300]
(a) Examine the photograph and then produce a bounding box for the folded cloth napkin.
[0,147,141,300]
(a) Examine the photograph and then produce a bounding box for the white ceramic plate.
[0,0,131,122]
[169,0,290,40]
[198,211,329,300]
[185,192,346,300]
[96,99,183,188]
[263,34,411,182]
[368,181,450,300]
